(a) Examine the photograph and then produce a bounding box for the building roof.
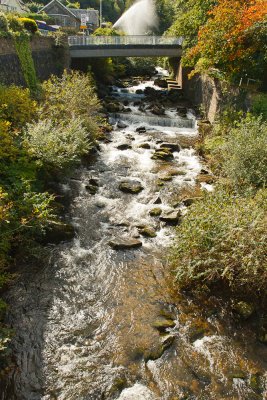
[40,0,99,24]
[40,0,77,18]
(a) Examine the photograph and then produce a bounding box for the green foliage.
[166,0,215,50]
[40,70,100,137]
[172,189,267,293]
[93,26,124,36]
[18,17,38,34]
[14,33,39,95]
[221,116,267,190]
[252,93,267,120]
[25,2,43,12]
[0,85,37,129]
[6,14,24,33]
[66,0,80,8]
[0,12,8,32]
[24,117,92,168]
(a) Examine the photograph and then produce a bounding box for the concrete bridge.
[68,35,183,58]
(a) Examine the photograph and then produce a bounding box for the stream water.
[2,69,267,400]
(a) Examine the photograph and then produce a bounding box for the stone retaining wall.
[0,36,70,86]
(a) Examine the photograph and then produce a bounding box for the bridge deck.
[68,35,183,58]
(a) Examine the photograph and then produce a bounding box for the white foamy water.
[117,383,157,400]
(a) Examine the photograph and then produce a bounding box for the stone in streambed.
[138,226,157,238]
[117,143,132,150]
[151,148,174,161]
[159,175,172,182]
[119,180,144,194]
[138,143,151,149]
[149,208,162,217]
[42,221,75,244]
[154,78,168,88]
[160,210,181,225]
[136,126,146,133]
[152,196,162,204]
[117,121,128,129]
[232,301,255,319]
[160,143,180,152]
[153,318,176,333]
[108,237,142,250]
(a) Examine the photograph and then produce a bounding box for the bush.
[6,14,24,33]
[0,13,8,32]
[18,17,38,34]
[0,85,37,129]
[23,117,92,168]
[172,189,267,293]
[221,116,267,190]
[40,70,100,138]
[252,93,267,120]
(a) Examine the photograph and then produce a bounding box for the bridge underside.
[70,45,182,58]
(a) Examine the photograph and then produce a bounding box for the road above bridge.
[68,36,183,58]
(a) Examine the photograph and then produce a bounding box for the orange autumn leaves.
[184,0,267,79]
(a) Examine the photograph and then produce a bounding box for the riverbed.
[2,69,267,400]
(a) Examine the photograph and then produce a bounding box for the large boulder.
[108,237,142,250]
[119,180,144,194]
[42,221,75,244]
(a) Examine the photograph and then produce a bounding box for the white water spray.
[113,0,159,35]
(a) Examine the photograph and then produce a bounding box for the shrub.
[172,189,267,293]
[0,13,8,32]
[23,117,92,168]
[18,18,38,34]
[40,70,100,138]
[252,93,267,120]
[221,116,267,190]
[6,14,23,33]
[0,85,37,129]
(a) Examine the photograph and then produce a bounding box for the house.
[39,0,99,32]
[0,0,29,13]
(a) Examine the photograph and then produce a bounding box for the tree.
[184,0,267,81]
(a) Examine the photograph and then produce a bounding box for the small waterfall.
[109,112,195,128]
[113,0,158,35]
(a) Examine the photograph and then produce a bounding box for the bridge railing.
[68,35,183,46]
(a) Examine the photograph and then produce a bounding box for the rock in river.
[117,121,128,129]
[108,237,142,250]
[160,210,181,225]
[117,143,132,150]
[151,148,174,161]
[138,226,157,238]
[119,180,144,194]
[160,142,180,152]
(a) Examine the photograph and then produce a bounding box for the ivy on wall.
[14,33,39,95]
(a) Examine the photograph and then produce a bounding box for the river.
[2,68,267,400]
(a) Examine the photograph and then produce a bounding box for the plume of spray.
[113,0,159,35]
